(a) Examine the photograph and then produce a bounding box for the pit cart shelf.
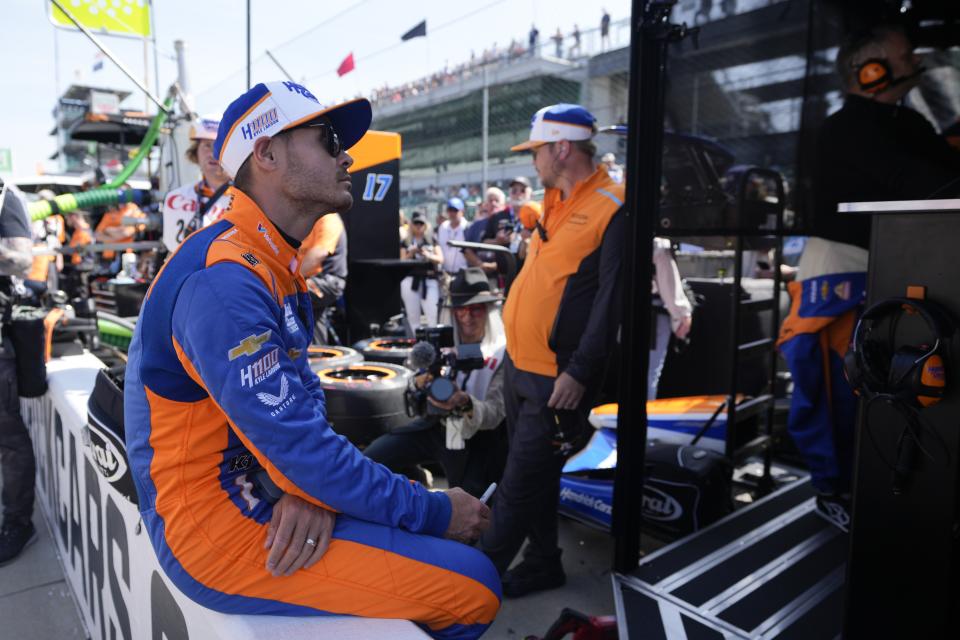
[613,478,845,639]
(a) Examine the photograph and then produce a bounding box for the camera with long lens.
[404,325,486,417]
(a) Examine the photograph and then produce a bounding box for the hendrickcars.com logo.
[560,487,612,516]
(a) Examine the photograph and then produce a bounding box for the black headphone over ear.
[845,297,953,408]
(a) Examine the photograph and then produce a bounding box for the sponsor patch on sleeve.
[228,330,271,361]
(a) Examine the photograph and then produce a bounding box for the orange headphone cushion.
[918,353,947,407]
[858,59,890,93]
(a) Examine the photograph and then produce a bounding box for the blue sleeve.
[171,262,451,537]
[298,352,327,405]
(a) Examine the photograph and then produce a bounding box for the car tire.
[307,345,363,372]
[351,337,415,366]
[316,362,413,445]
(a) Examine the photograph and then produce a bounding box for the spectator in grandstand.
[400,211,444,331]
[366,268,507,498]
[601,152,624,183]
[507,176,533,211]
[529,25,540,55]
[465,187,508,275]
[570,25,582,58]
[552,28,564,58]
[601,10,611,51]
[161,115,233,252]
[0,180,43,565]
[480,187,514,243]
[300,213,348,344]
[438,197,469,277]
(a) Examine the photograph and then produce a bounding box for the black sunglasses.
[286,122,343,157]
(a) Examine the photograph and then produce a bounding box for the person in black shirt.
[400,211,444,331]
[0,181,41,565]
[814,24,960,248]
[781,25,960,532]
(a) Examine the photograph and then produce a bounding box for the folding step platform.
[613,479,846,639]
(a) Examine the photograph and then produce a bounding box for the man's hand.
[427,388,470,412]
[547,372,585,410]
[444,487,491,544]
[264,494,335,577]
[674,316,692,340]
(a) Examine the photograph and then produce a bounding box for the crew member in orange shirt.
[299,212,347,344]
[480,104,625,597]
[95,188,146,262]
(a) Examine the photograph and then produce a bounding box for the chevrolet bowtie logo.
[288,348,302,360]
[228,331,271,361]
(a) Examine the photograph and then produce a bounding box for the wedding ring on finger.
[306,538,317,547]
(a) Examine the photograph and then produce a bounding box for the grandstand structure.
[376,3,831,208]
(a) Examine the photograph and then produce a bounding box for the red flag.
[337,53,355,77]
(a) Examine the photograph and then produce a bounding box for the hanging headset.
[845,297,951,407]
[844,296,954,493]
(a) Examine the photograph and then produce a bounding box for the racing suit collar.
[225,187,302,274]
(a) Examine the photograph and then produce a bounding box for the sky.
[1,0,632,178]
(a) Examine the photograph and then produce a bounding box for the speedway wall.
[21,353,426,639]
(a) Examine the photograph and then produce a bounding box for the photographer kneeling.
[365,268,507,498]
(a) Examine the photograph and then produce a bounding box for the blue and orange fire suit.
[124,188,499,639]
[776,242,866,495]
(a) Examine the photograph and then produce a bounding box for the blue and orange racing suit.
[777,248,866,495]
[124,188,499,639]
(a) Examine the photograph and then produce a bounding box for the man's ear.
[554,140,570,162]
[250,136,281,172]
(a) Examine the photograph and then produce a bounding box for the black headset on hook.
[844,296,954,493]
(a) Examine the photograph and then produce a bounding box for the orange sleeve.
[95,211,120,233]
[301,214,343,255]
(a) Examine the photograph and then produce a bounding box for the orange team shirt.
[503,166,624,377]
[299,213,344,278]
[96,202,146,259]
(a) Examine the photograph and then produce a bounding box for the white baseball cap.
[510,103,597,152]
[188,114,221,141]
[213,81,372,178]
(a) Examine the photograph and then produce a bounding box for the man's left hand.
[548,372,585,410]
[265,494,336,577]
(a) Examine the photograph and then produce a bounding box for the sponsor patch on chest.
[284,302,300,334]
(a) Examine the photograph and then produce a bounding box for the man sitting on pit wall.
[124,81,499,639]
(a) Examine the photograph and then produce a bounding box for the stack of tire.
[310,342,415,447]
[350,337,415,366]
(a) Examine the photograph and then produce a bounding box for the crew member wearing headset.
[161,115,233,252]
[780,24,960,532]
